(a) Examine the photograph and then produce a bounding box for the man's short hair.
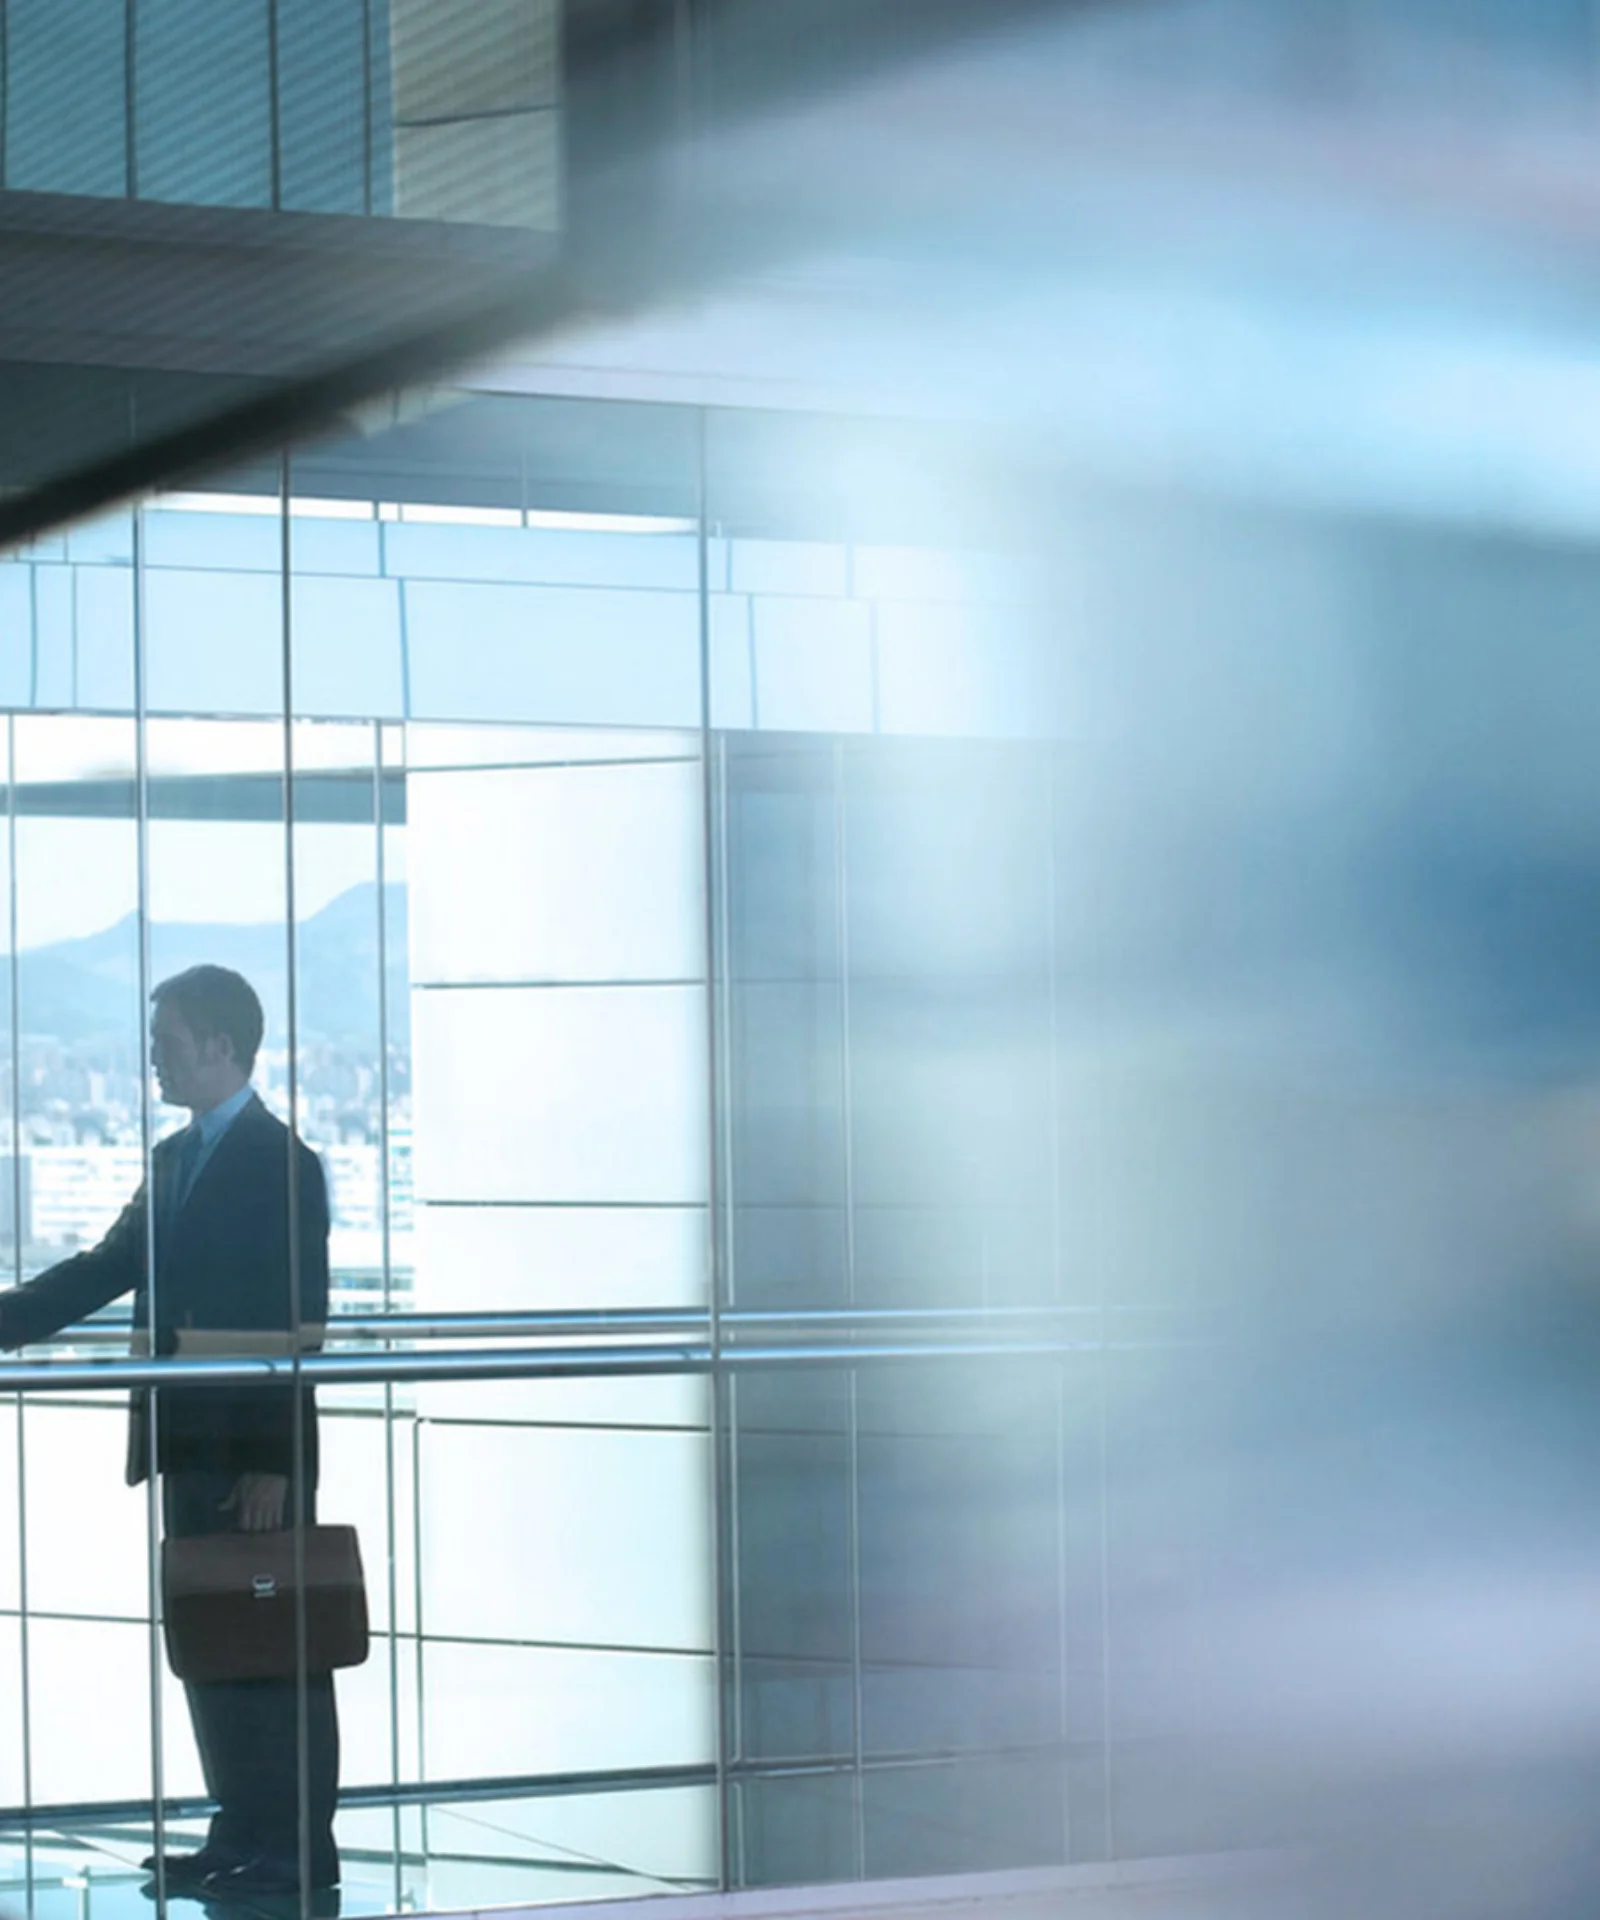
[152,966,265,1077]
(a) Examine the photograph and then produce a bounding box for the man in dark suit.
[0,965,339,1899]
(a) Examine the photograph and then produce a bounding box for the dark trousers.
[162,1469,341,1878]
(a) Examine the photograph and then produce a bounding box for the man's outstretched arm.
[0,1186,147,1349]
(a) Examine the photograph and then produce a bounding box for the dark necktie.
[171,1124,205,1220]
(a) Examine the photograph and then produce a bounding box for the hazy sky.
[12,820,392,949]
[7,717,399,949]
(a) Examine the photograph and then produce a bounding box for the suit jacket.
[0,1095,329,1485]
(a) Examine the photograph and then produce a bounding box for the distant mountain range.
[9,883,409,1048]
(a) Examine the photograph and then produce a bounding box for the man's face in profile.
[151,1000,232,1113]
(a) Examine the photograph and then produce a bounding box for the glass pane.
[4,709,157,1868]
[278,0,369,216]
[0,566,31,708]
[0,1620,23,1807]
[135,554,350,1905]
[861,1754,1067,1879]
[134,0,273,209]
[13,715,141,1282]
[288,719,394,1311]
[4,0,127,197]
[708,410,1083,1891]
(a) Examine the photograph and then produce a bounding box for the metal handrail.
[49,1302,1152,1345]
[56,1308,707,1344]
[0,1332,1151,1393]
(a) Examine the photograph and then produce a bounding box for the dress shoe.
[199,1855,340,1901]
[140,1850,235,1887]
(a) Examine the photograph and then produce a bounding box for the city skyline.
[0,878,413,1284]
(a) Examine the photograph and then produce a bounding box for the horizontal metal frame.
[5,770,407,825]
[0,1334,1161,1393]
[0,1736,1079,1832]
[0,1763,720,1832]
[60,1303,1161,1343]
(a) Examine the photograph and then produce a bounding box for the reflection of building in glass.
[19,1137,413,1300]
[0,1154,32,1250]
[28,1145,142,1253]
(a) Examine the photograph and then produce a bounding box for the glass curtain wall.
[701,414,1087,1883]
[0,391,1110,1916]
[0,0,559,225]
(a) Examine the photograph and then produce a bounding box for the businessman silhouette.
[0,966,338,1899]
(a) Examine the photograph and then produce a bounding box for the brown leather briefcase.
[162,1525,370,1683]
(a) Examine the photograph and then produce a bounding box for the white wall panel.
[752,596,874,734]
[385,523,696,592]
[876,601,1057,740]
[0,1621,21,1803]
[32,564,74,708]
[731,539,848,599]
[413,1202,706,1312]
[26,1618,205,1804]
[709,594,754,730]
[142,508,280,574]
[416,1372,709,1430]
[21,1401,146,1620]
[411,985,707,1204]
[407,723,698,769]
[65,514,134,568]
[408,759,704,984]
[76,563,137,710]
[0,569,30,711]
[143,569,282,715]
[423,1642,713,1778]
[403,579,700,727]
[290,575,404,717]
[420,1424,712,1649]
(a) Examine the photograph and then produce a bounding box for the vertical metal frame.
[276,455,317,1919]
[1045,747,1072,1862]
[267,0,283,213]
[122,0,138,198]
[0,0,10,193]
[711,728,745,1887]
[24,551,36,711]
[409,1408,428,1872]
[1094,1321,1114,1861]
[7,709,34,1918]
[832,741,867,1878]
[360,0,374,218]
[696,407,738,1894]
[132,498,171,1908]
[373,719,406,1910]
